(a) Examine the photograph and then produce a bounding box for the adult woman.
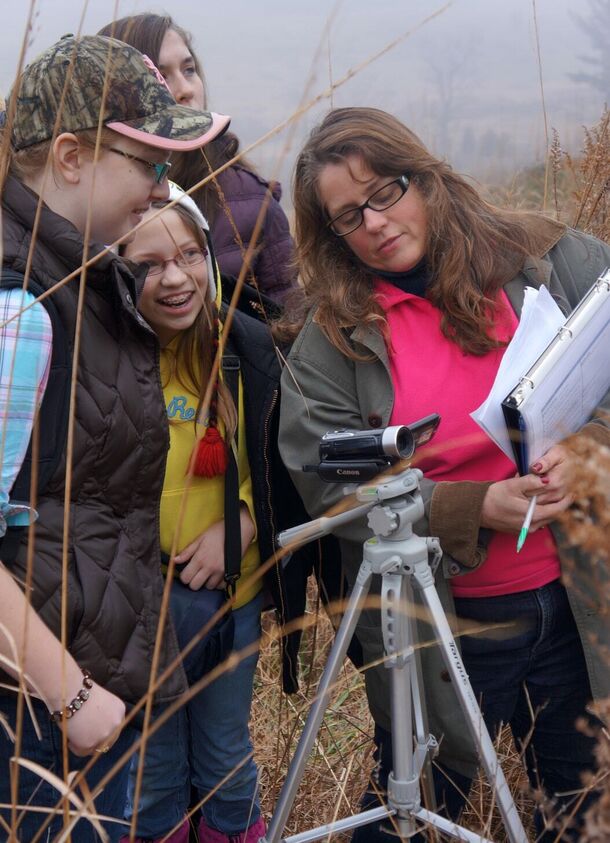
[0,33,228,841]
[278,107,609,841]
[98,13,297,304]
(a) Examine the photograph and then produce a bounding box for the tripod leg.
[264,560,374,843]
[414,562,529,843]
[382,572,439,840]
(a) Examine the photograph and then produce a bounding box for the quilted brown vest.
[1,176,185,704]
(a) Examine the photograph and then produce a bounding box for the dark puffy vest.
[1,176,185,704]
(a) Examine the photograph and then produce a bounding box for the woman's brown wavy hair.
[290,107,562,358]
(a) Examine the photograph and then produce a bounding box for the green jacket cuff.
[430,481,493,569]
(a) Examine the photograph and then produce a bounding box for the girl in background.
[99,13,297,305]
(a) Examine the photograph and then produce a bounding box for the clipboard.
[501,271,610,475]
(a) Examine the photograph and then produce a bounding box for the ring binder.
[501,271,610,474]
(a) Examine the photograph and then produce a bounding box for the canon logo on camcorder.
[337,468,359,475]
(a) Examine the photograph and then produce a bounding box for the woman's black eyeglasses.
[327,174,411,236]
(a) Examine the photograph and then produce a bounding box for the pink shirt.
[376,279,561,598]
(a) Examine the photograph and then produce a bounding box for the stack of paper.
[471,286,565,463]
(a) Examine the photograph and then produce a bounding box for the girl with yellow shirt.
[120,184,271,843]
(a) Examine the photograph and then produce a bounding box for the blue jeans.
[126,593,263,837]
[0,693,133,842]
[454,579,600,841]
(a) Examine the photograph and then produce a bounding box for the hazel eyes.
[145,247,208,277]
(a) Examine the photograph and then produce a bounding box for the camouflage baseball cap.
[8,34,230,151]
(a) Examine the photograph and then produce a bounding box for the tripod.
[262,467,528,843]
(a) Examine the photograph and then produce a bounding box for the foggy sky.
[1,0,606,192]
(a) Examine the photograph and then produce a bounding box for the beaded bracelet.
[50,669,93,723]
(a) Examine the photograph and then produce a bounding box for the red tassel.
[193,427,228,478]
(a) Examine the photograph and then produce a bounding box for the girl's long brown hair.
[290,107,565,357]
[97,13,256,224]
[97,14,208,101]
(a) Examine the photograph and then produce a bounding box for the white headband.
[168,181,217,302]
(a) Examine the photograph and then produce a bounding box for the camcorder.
[304,413,440,483]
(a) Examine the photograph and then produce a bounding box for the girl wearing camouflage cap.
[0,33,229,842]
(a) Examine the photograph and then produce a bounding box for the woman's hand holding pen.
[481,444,573,535]
[481,474,549,532]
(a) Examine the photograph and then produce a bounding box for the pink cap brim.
[106,112,231,152]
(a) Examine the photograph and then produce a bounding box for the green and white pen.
[517,495,537,553]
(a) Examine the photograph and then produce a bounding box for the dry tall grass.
[254,595,372,840]
[1,16,609,841]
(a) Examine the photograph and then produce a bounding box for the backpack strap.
[222,354,242,596]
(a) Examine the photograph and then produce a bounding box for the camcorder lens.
[383,425,415,459]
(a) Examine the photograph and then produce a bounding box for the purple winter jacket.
[211,164,296,303]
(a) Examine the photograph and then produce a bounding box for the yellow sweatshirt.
[159,346,261,609]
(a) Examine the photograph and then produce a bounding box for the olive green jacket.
[279,225,610,776]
